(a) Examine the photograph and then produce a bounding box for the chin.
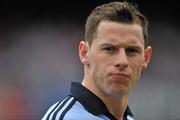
[109,87,129,96]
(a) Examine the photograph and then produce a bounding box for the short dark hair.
[85,1,149,48]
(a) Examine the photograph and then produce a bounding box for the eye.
[126,48,139,54]
[103,47,116,53]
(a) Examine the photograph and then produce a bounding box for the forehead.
[94,21,144,46]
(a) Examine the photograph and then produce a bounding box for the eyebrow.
[100,42,143,51]
[100,43,118,47]
[100,42,141,47]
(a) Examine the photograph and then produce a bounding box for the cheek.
[129,56,144,69]
[130,61,143,81]
[91,58,106,74]
[89,52,106,69]
[88,54,101,75]
[89,54,109,78]
[128,57,143,73]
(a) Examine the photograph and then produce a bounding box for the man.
[42,1,152,120]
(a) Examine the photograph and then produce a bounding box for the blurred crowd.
[0,2,180,119]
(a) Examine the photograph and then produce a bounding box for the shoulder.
[42,96,102,120]
[63,101,90,118]
[42,96,76,120]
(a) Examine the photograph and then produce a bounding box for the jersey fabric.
[42,82,134,120]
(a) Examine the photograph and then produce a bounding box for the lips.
[110,73,129,81]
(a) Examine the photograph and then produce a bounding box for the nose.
[114,48,128,69]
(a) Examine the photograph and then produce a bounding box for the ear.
[79,41,89,65]
[142,46,152,70]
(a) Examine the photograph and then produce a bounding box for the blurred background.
[0,0,179,120]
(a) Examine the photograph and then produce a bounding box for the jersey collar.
[69,82,134,120]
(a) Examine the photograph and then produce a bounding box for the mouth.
[110,73,129,81]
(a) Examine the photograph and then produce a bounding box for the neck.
[82,78,128,120]
[82,68,129,119]
[103,95,128,120]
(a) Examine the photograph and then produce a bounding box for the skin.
[79,20,152,120]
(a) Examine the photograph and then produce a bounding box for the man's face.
[80,21,152,97]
